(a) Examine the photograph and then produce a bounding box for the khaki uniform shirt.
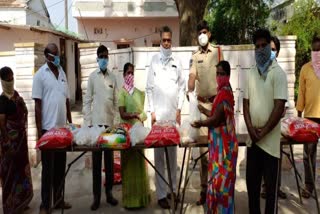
[190,44,223,97]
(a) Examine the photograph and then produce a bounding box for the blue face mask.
[270,50,277,60]
[48,53,60,67]
[97,58,108,71]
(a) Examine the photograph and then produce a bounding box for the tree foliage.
[205,0,272,45]
[278,0,320,99]
[174,0,209,46]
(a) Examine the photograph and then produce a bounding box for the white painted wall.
[0,9,27,25]
[77,17,179,49]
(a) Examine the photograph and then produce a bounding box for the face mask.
[216,76,230,90]
[160,45,172,64]
[271,50,277,60]
[198,33,209,47]
[311,51,320,79]
[123,74,134,95]
[1,79,14,99]
[48,53,60,67]
[97,58,108,71]
[255,44,272,73]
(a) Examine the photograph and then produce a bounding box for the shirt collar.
[44,63,63,74]
[200,44,213,54]
[97,68,110,76]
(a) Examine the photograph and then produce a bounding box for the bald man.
[32,43,72,214]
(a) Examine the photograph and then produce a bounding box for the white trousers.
[154,146,177,200]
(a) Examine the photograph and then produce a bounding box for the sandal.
[278,189,287,199]
[302,188,312,199]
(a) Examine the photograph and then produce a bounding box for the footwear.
[106,194,118,206]
[54,201,72,209]
[39,208,49,214]
[158,198,170,209]
[278,189,287,199]
[167,193,180,202]
[301,188,312,198]
[90,200,100,211]
[196,191,206,206]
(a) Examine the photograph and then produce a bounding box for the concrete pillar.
[14,42,44,167]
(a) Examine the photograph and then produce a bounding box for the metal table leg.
[289,144,303,204]
[55,151,87,214]
[308,155,320,214]
[176,147,187,209]
[180,147,192,214]
[165,147,175,214]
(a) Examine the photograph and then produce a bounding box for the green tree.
[278,0,320,99]
[205,0,272,44]
[174,0,209,46]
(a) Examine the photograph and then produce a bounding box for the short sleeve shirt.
[32,63,70,130]
[244,60,288,158]
[190,44,223,97]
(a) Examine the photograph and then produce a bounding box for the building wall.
[0,8,27,25]
[77,17,180,49]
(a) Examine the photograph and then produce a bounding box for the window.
[152,40,160,47]
[94,27,103,34]
[117,44,130,49]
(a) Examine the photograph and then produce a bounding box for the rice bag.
[145,121,180,147]
[36,127,73,149]
[281,116,320,142]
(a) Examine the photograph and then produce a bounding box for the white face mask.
[198,33,209,47]
[160,45,172,58]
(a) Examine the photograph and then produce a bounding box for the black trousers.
[92,150,114,202]
[246,144,279,214]
[304,117,320,189]
[40,130,66,209]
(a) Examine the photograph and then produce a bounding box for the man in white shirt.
[146,26,186,209]
[83,45,118,211]
[243,29,287,214]
[32,43,72,214]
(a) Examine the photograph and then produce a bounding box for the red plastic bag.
[36,127,73,149]
[281,117,320,142]
[145,121,180,147]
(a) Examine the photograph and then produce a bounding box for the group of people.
[0,19,319,214]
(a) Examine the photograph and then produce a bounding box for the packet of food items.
[97,123,132,149]
[36,127,73,149]
[144,120,180,147]
[281,116,320,142]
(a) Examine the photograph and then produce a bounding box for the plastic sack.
[73,125,105,146]
[97,123,132,149]
[281,116,320,142]
[180,119,198,143]
[144,120,180,147]
[189,92,201,122]
[36,127,73,149]
[129,122,151,146]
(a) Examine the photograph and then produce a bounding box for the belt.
[197,95,216,103]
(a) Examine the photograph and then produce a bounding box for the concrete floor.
[1,144,319,214]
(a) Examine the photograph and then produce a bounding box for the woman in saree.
[0,66,33,214]
[118,62,150,209]
[192,61,238,214]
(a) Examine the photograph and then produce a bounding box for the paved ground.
[1,144,319,214]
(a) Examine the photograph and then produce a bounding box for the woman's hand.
[191,120,202,128]
[197,104,206,114]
